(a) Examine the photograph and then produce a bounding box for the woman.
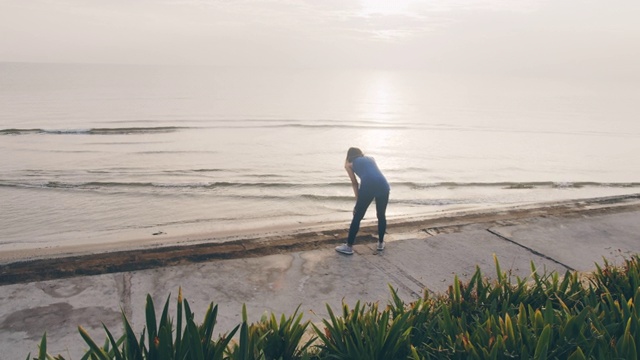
[335,147,390,255]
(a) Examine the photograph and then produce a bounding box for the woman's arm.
[345,161,359,199]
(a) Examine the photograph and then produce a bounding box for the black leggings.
[347,189,389,246]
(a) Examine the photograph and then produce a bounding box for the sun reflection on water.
[357,71,399,123]
[355,71,402,154]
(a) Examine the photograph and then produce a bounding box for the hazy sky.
[1,0,639,78]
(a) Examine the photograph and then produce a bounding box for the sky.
[1,0,639,79]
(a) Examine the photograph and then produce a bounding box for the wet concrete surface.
[1,195,639,359]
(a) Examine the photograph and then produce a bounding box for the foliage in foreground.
[29,254,640,360]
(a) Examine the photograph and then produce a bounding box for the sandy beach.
[2,193,639,285]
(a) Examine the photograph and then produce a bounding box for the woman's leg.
[347,192,374,246]
[375,191,389,242]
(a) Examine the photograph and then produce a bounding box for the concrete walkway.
[1,196,639,359]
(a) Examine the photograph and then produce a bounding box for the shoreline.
[1,193,639,285]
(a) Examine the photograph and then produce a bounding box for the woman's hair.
[346,147,364,162]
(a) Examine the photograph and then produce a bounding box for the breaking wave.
[1,179,638,192]
[0,126,186,135]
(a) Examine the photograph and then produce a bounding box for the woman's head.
[346,147,364,162]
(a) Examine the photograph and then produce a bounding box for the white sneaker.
[377,241,385,251]
[335,244,354,255]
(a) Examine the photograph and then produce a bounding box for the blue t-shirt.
[352,156,390,193]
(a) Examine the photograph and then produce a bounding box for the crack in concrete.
[486,228,575,271]
[115,272,133,320]
[358,249,426,299]
[377,254,430,295]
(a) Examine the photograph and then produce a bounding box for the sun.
[359,0,414,16]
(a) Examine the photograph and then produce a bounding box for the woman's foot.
[335,244,354,255]
[377,241,385,251]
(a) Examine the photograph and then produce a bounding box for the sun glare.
[359,0,414,16]
[359,72,397,122]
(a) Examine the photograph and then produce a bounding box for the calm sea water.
[1,63,639,253]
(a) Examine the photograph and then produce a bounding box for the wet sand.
[1,193,639,285]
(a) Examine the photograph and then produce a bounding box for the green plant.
[250,306,315,360]
[591,256,640,300]
[226,304,266,360]
[26,333,66,360]
[312,299,413,359]
[79,288,239,360]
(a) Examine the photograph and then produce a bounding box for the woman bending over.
[335,147,390,255]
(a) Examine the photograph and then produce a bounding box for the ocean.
[1,62,639,254]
